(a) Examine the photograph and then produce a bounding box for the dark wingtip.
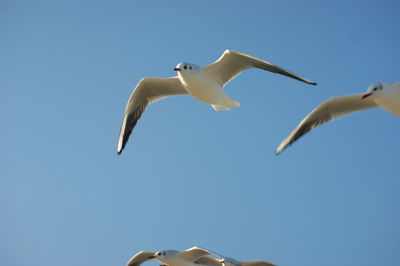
[117,143,124,155]
[117,144,126,155]
[310,81,317,86]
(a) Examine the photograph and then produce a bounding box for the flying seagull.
[126,247,214,266]
[117,50,317,154]
[276,82,400,154]
[125,247,276,266]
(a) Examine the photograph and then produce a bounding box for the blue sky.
[2,1,400,265]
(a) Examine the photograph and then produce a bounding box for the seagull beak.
[148,256,156,259]
[362,92,373,99]
[173,68,181,72]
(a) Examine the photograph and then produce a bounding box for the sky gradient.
[2,1,400,266]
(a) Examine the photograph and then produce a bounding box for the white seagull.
[125,247,214,266]
[125,247,276,266]
[117,50,317,154]
[276,82,400,154]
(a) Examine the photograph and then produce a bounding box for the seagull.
[117,50,317,154]
[125,247,214,266]
[275,82,400,154]
[125,247,276,266]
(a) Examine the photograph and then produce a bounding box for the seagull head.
[362,82,384,99]
[148,250,178,261]
[174,62,198,73]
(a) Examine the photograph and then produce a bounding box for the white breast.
[163,257,198,266]
[376,86,400,116]
[178,70,225,104]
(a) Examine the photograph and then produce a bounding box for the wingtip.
[117,140,124,155]
[275,148,283,155]
[275,145,285,155]
[309,81,317,86]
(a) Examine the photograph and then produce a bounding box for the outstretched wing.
[126,251,157,266]
[194,256,222,266]
[203,50,317,87]
[242,260,276,266]
[117,77,187,154]
[190,248,237,266]
[276,94,378,154]
[179,247,215,262]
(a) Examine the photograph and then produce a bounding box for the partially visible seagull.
[276,82,400,154]
[117,50,317,154]
[126,247,213,266]
[125,247,276,266]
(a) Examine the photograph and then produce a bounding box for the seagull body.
[152,251,200,266]
[125,247,275,266]
[175,63,239,111]
[372,82,400,116]
[117,50,317,154]
[276,82,400,154]
[126,247,213,266]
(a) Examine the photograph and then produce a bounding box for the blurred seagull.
[126,247,214,266]
[117,50,317,154]
[276,82,400,154]
[125,247,276,266]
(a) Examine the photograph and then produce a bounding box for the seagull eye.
[373,87,377,91]
[189,66,192,70]
[184,65,187,70]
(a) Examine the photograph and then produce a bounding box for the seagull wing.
[126,251,157,266]
[275,94,378,154]
[203,50,317,87]
[189,248,239,266]
[241,260,276,266]
[179,247,215,262]
[117,77,187,154]
[194,256,222,266]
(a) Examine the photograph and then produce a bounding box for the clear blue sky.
[2,1,400,266]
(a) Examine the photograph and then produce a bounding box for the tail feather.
[211,99,240,111]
